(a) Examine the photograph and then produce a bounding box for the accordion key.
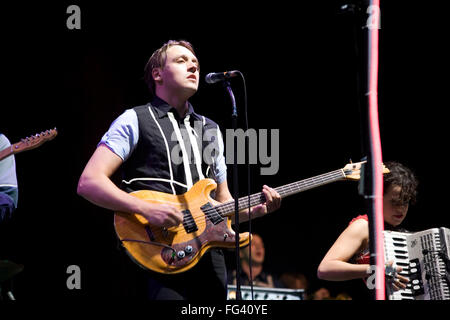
[383,227,450,300]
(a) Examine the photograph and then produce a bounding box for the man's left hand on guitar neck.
[215,181,281,224]
[250,185,281,218]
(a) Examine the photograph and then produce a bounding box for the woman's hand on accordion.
[385,260,409,291]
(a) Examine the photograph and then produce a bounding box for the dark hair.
[143,40,197,96]
[383,161,418,205]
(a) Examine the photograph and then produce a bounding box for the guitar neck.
[0,129,58,162]
[0,141,31,161]
[217,169,346,218]
[0,145,14,161]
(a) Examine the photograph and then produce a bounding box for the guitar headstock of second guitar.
[13,128,58,154]
[342,161,390,181]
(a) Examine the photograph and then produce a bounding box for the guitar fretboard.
[216,169,346,217]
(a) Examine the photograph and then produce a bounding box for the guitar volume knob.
[177,250,186,259]
[185,245,193,254]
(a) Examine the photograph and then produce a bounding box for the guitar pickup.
[144,225,155,241]
[182,209,198,233]
[201,202,224,225]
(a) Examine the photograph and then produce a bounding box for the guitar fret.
[276,170,343,197]
[217,170,345,217]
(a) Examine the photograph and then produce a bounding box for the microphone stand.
[223,79,242,300]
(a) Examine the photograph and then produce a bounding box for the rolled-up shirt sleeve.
[98,109,139,161]
[0,134,19,221]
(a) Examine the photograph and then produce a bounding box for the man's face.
[155,45,199,97]
[383,185,409,227]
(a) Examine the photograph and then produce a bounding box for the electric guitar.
[0,128,58,161]
[114,161,389,274]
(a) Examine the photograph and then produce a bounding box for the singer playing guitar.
[77,40,281,300]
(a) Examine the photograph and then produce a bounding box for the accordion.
[384,227,450,300]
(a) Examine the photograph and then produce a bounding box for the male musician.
[77,40,281,300]
[0,134,18,223]
[317,161,418,293]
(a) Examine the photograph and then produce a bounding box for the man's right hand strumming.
[140,202,183,228]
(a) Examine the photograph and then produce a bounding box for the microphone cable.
[235,71,254,300]
[205,70,253,299]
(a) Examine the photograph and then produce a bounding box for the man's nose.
[187,62,198,73]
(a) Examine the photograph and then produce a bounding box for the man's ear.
[152,68,162,83]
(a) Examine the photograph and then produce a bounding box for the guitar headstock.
[342,161,390,181]
[12,128,58,154]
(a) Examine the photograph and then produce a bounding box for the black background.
[0,0,449,302]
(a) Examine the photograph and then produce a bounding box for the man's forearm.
[77,173,145,215]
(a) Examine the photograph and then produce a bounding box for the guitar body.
[114,179,250,274]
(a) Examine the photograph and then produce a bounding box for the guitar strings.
[213,170,345,216]
[177,170,344,229]
[170,170,344,232]
[140,170,346,237]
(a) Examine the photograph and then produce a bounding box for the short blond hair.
[143,40,197,96]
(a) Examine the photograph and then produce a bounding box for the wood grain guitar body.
[114,179,249,274]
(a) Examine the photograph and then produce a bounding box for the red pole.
[367,0,385,300]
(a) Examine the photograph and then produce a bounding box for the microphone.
[205,70,239,84]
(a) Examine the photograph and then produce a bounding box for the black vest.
[121,97,222,195]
